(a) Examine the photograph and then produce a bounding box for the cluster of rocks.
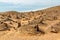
[0,6,60,35]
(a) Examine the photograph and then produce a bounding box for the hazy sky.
[0,0,60,12]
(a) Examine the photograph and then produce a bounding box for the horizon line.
[0,5,60,13]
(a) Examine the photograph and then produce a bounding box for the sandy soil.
[0,31,60,40]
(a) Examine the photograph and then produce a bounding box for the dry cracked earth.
[0,6,60,40]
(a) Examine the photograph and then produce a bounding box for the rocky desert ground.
[0,6,60,40]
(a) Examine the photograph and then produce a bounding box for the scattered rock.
[0,6,60,36]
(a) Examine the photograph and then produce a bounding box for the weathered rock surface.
[0,6,60,36]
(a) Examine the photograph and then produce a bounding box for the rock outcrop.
[0,6,60,35]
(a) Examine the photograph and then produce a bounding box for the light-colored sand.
[0,31,60,40]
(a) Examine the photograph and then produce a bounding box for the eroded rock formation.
[0,6,60,35]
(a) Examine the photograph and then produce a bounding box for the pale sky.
[0,0,60,12]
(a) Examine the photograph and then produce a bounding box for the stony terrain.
[0,6,60,40]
